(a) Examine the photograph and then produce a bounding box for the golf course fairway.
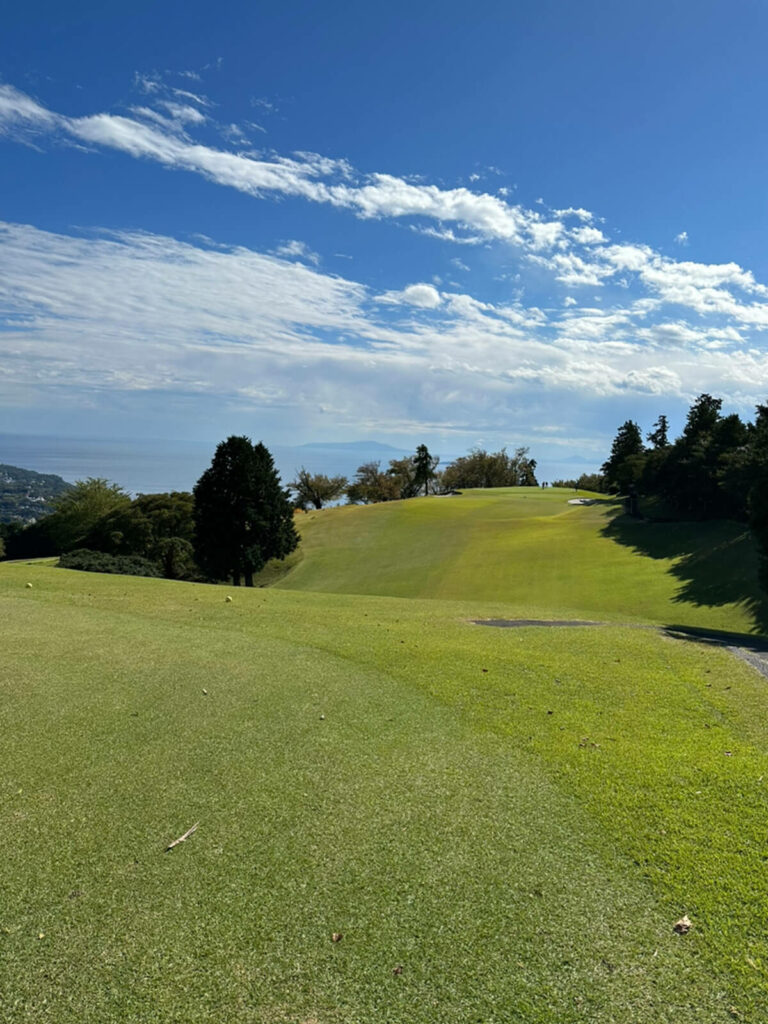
[2,488,767,1022]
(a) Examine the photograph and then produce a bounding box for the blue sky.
[3,0,768,476]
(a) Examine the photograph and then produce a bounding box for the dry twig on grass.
[165,822,199,852]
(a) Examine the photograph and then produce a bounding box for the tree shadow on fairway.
[600,507,768,636]
[663,624,768,653]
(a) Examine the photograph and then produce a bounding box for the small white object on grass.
[225,595,233,603]
[25,582,33,588]
[319,714,325,720]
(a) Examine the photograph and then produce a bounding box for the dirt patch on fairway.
[473,618,603,628]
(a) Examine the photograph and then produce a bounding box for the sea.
[0,434,415,494]
[0,433,596,494]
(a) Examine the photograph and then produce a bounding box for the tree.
[442,446,538,490]
[193,437,299,586]
[516,450,538,487]
[601,421,645,493]
[682,394,722,445]
[413,444,440,495]
[387,457,420,499]
[48,478,130,552]
[748,405,768,588]
[346,449,440,503]
[660,396,745,518]
[646,415,670,450]
[83,491,196,578]
[346,461,400,504]
[290,468,348,510]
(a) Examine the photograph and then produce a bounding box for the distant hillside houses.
[0,463,72,523]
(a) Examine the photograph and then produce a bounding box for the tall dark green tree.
[682,393,722,445]
[646,415,670,450]
[748,405,768,588]
[642,415,671,494]
[661,395,746,518]
[413,444,440,495]
[193,437,299,586]
[600,421,645,493]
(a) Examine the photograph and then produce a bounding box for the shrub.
[58,548,161,578]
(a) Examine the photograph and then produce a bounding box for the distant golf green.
[2,488,767,1022]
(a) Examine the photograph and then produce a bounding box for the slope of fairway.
[279,488,766,635]
[3,562,768,1022]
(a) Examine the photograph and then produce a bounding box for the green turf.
[283,488,767,635]
[2,552,768,1021]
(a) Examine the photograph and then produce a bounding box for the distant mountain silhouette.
[297,441,406,452]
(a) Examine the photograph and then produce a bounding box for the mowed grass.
[282,488,766,634]
[3,554,768,1021]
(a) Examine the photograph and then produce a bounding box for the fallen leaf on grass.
[392,965,403,975]
[673,915,692,934]
[331,932,343,943]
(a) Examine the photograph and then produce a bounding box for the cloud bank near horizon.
[2,220,768,447]
[3,81,768,451]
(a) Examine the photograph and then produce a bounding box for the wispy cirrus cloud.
[272,239,320,265]
[5,79,768,343]
[0,84,569,251]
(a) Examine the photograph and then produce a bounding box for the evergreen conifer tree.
[193,437,298,586]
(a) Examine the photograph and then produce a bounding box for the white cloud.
[273,239,320,265]
[0,84,58,134]
[6,81,768,345]
[572,226,606,246]
[5,82,768,445]
[172,88,212,107]
[377,283,443,308]
[156,100,207,124]
[3,220,768,449]
[554,207,593,222]
[0,85,567,253]
[533,251,613,287]
[414,225,485,245]
[675,231,689,246]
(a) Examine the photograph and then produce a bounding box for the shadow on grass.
[600,505,768,636]
[663,624,768,653]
